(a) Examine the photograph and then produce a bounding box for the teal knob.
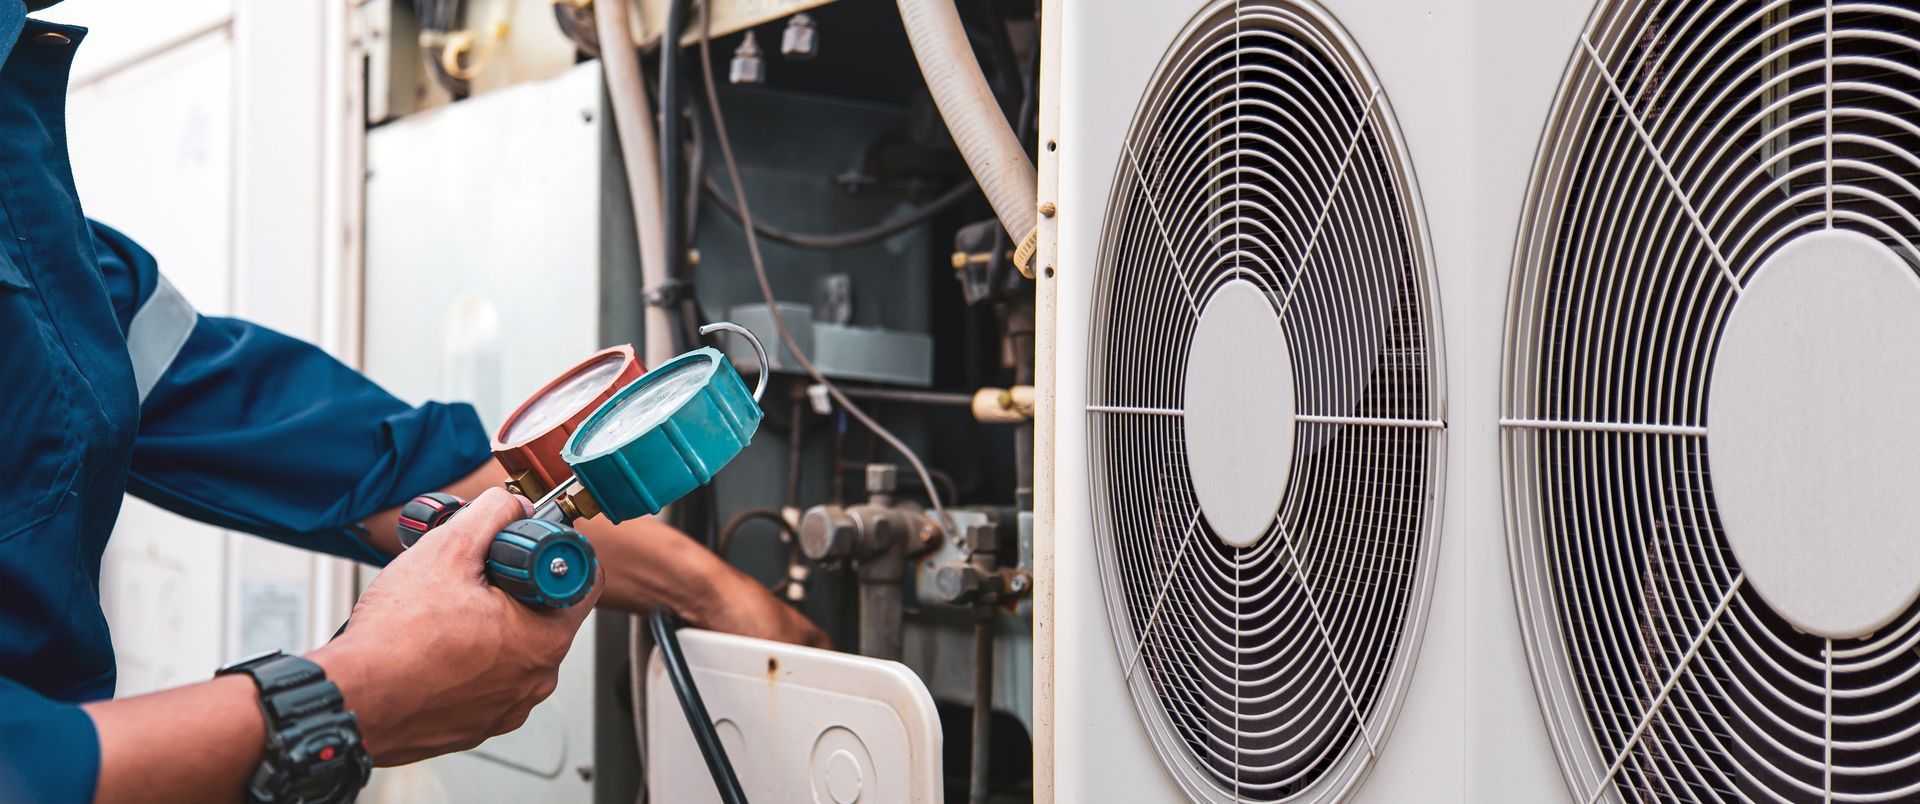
[486,519,597,608]
[562,346,763,522]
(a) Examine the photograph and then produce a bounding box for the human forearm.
[82,641,422,803]
[581,513,830,648]
[83,673,266,802]
[575,512,733,623]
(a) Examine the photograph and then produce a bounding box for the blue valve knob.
[562,343,764,523]
[485,518,597,609]
[394,495,597,609]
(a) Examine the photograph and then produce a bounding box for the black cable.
[682,93,707,251]
[650,606,748,804]
[551,1,599,59]
[716,507,794,564]
[717,508,799,595]
[701,173,977,251]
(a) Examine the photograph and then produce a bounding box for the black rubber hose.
[659,0,693,341]
[650,605,748,804]
[701,173,977,251]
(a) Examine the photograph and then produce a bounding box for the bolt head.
[800,506,858,560]
[966,522,998,554]
[550,557,570,577]
[934,565,981,605]
[865,463,899,495]
[730,33,766,85]
[781,13,819,59]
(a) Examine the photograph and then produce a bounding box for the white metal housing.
[1500,1,1920,801]
[1038,1,1502,801]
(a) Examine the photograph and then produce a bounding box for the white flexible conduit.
[896,0,1039,275]
[597,0,676,368]
[595,2,666,797]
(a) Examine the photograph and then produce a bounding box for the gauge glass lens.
[501,354,627,444]
[578,360,709,454]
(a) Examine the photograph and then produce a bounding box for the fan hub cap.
[1708,229,1920,639]
[1184,277,1294,549]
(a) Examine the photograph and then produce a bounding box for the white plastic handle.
[699,321,770,402]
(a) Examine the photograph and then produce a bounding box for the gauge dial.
[492,344,645,499]
[563,348,762,522]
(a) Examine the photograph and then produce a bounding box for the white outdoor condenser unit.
[1493,0,1920,801]
[1044,0,1920,802]
[1037,1,1482,801]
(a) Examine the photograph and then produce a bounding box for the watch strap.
[216,652,370,803]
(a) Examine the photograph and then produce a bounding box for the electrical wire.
[650,606,748,804]
[417,0,473,98]
[627,614,649,804]
[700,173,978,251]
[716,507,799,595]
[695,5,950,534]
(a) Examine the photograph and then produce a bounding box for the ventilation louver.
[1506,2,1920,801]
[1086,2,1446,801]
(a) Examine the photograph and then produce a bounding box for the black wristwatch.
[216,651,373,804]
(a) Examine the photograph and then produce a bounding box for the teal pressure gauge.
[561,323,769,522]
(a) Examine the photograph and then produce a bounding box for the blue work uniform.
[0,7,492,800]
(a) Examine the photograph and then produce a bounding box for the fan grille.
[1506,2,1920,801]
[1087,2,1446,801]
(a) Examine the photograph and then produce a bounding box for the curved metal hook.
[700,321,770,402]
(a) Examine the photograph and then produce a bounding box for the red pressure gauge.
[492,344,646,500]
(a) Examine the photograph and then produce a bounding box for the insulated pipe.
[896,0,1040,275]
[659,0,692,313]
[597,4,672,784]
[595,0,676,367]
[970,613,994,804]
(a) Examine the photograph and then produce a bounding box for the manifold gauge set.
[395,323,769,608]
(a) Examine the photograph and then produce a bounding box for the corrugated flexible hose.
[896,0,1039,276]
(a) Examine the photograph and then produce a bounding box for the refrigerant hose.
[651,605,748,804]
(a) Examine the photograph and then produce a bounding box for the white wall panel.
[67,32,237,697]
[63,1,356,693]
[35,0,231,85]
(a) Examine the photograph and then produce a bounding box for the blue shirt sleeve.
[91,221,492,564]
[0,676,98,802]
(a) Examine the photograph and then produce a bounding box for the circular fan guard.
[1087,2,1446,801]
[1505,2,1920,801]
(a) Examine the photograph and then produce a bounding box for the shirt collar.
[2,4,91,68]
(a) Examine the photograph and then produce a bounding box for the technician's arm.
[85,489,599,803]
[361,460,830,649]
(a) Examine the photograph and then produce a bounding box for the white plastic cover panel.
[647,630,943,804]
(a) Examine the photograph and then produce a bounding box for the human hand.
[696,572,832,650]
[310,488,604,765]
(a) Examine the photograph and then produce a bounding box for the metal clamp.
[700,321,770,402]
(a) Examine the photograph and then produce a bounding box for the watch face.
[285,725,369,800]
[257,708,368,802]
